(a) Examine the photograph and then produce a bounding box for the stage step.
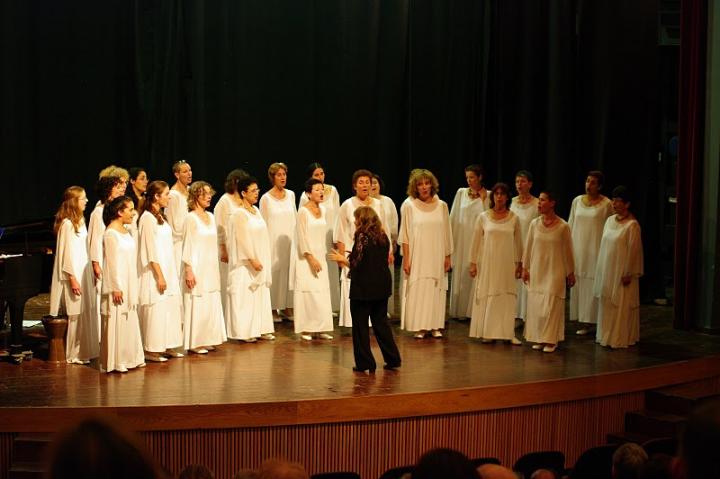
[645,388,720,416]
[7,462,45,479]
[624,410,686,438]
[8,433,52,479]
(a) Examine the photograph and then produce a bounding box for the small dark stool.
[42,315,68,363]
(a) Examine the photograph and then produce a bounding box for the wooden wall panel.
[141,392,645,479]
[0,433,14,479]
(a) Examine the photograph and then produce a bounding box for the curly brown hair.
[187,181,216,211]
[406,169,439,198]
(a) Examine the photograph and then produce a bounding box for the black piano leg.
[9,300,24,347]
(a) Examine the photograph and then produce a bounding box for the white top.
[101,228,139,313]
[334,196,385,252]
[182,212,221,295]
[593,216,644,306]
[138,211,180,305]
[510,196,540,247]
[379,195,399,246]
[50,219,89,316]
[523,217,575,299]
[470,210,523,297]
[214,193,242,247]
[87,205,105,264]
[299,184,341,234]
[166,189,189,244]
[227,206,272,290]
[399,198,452,285]
[567,195,613,279]
[293,205,330,292]
[449,188,489,276]
[259,189,297,298]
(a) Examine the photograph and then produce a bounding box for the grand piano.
[0,218,54,347]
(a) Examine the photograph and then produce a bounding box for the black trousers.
[350,298,401,371]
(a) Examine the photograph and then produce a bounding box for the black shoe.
[383,363,401,370]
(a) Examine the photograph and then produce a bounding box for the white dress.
[166,189,189,279]
[87,204,105,337]
[523,218,575,345]
[100,229,145,373]
[510,196,539,320]
[138,212,183,352]
[333,196,386,327]
[379,195,399,315]
[399,198,453,332]
[291,206,334,334]
[49,219,99,362]
[226,207,275,340]
[259,190,296,310]
[469,211,523,340]
[594,216,643,348]
[214,193,242,318]
[299,185,341,311]
[449,188,490,318]
[567,195,613,324]
[182,212,227,350]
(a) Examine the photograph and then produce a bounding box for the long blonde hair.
[53,186,86,235]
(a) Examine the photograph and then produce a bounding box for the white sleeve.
[166,192,186,237]
[59,221,77,278]
[88,209,104,264]
[296,209,312,256]
[103,232,122,292]
[138,214,158,267]
[214,196,229,245]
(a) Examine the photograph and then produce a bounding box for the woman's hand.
[567,272,576,288]
[328,249,349,267]
[156,272,167,294]
[306,255,322,275]
[219,244,229,263]
[69,276,82,296]
[185,268,197,290]
[444,255,451,273]
[92,262,102,281]
[621,275,631,286]
[250,259,263,272]
[112,290,123,305]
[515,263,523,279]
[469,263,477,278]
[522,269,530,284]
[403,257,411,275]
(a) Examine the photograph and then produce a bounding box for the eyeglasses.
[248,188,260,193]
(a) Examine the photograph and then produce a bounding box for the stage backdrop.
[1,0,660,287]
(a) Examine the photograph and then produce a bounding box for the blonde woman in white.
[226,176,275,342]
[100,196,145,373]
[449,164,489,320]
[399,170,452,339]
[166,160,192,275]
[137,181,184,362]
[522,191,575,353]
[293,178,334,341]
[182,181,227,354]
[259,162,296,321]
[299,162,341,312]
[49,186,98,364]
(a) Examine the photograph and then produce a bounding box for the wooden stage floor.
[1,302,719,414]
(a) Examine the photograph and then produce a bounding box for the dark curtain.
[674,0,708,329]
[1,1,662,300]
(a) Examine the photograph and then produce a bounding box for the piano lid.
[0,217,55,255]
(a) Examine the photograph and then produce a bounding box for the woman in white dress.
[259,162,296,321]
[88,176,127,337]
[594,186,644,349]
[137,181,184,362]
[49,186,99,364]
[399,169,452,339]
[182,181,227,354]
[100,196,145,373]
[214,169,248,319]
[371,173,399,317]
[165,160,193,276]
[469,183,523,344]
[510,170,539,323]
[226,176,276,342]
[449,164,490,320]
[522,191,576,352]
[568,170,613,335]
[292,178,334,340]
[334,169,390,327]
[299,163,341,312]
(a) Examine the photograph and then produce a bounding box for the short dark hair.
[351,169,373,188]
[304,178,323,193]
[489,182,511,209]
[516,170,534,182]
[611,185,633,205]
[306,162,323,179]
[238,176,259,196]
[224,169,249,194]
[103,196,132,226]
[465,164,485,178]
[413,448,478,479]
[587,170,605,187]
[95,176,123,204]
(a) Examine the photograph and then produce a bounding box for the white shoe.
[67,358,86,365]
[510,337,522,346]
[116,366,128,373]
[300,334,313,341]
[145,355,168,362]
[543,345,557,353]
[261,333,276,341]
[318,333,334,340]
[431,330,443,338]
[242,338,258,343]
[532,344,543,350]
[164,350,184,358]
[576,328,592,335]
[190,348,209,354]
[414,332,426,339]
